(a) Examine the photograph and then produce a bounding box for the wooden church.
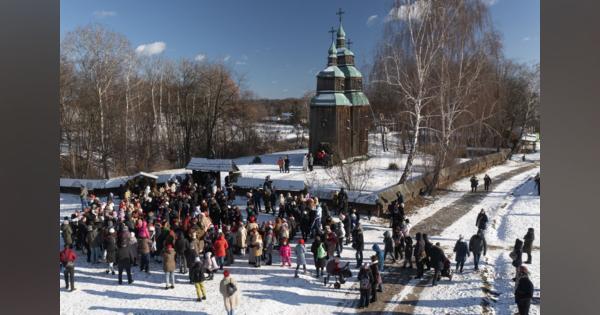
[309,9,371,162]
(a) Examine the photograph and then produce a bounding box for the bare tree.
[324,156,374,202]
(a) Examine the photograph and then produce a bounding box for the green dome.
[328,41,337,57]
[339,65,362,78]
[311,92,352,106]
[317,66,345,78]
[345,91,370,106]
[337,23,346,38]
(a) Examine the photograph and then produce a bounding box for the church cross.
[347,39,354,49]
[336,8,345,23]
[329,27,336,42]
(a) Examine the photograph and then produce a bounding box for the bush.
[388,162,400,170]
[251,156,262,164]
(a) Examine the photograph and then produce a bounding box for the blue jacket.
[372,244,385,271]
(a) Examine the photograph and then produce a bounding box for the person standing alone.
[483,174,492,191]
[220,269,240,315]
[60,245,77,291]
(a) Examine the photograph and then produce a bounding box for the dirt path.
[358,162,540,314]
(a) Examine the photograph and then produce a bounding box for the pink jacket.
[279,244,291,259]
[137,221,150,239]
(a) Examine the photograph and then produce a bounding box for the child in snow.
[190,257,207,302]
[372,243,385,272]
[279,238,292,267]
[294,239,307,277]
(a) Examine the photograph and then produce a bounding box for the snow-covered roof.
[186,158,240,172]
[60,169,191,190]
[310,92,352,106]
[521,133,538,142]
[234,177,306,192]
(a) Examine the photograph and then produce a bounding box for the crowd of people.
[60,172,536,314]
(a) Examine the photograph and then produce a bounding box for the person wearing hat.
[514,265,534,315]
[294,239,307,278]
[61,219,74,249]
[162,244,176,289]
[219,269,240,315]
[453,235,469,273]
[357,263,373,308]
[190,256,207,302]
[104,228,117,275]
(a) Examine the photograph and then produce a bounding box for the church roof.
[310,92,352,106]
[338,65,362,78]
[337,23,346,38]
[328,41,337,56]
[336,47,355,57]
[345,91,370,106]
[317,66,345,78]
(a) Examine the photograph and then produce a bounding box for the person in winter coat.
[357,263,373,308]
[128,232,138,267]
[453,235,469,273]
[250,230,263,268]
[429,243,446,286]
[476,209,489,233]
[392,227,404,261]
[414,233,427,279]
[294,239,307,277]
[138,234,152,273]
[383,230,396,263]
[469,231,487,270]
[213,233,229,270]
[534,173,540,195]
[60,245,77,291]
[219,269,240,315]
[236,224,247,256]
[105,228,117,275]
[116,242,134,285]
[203,251,219,280]
[308,153,314,171]
[483,174,492,191]
[369,255,382,302]
[514,265,534,315]
[510,239,524,280]
[190,257,207,302]
[175,231,190,273]
[325,227,338,259]
[277,157,284,173]
[470,175,478,192]
[86,225,99,264]
[279,238,292,267]
[422,233,433,270]
[523,228,535,264]
[225,229,236,266]
[402,236,413,269]
[263,226,274,265]
[314,238,328,278]
[163,244,176,289]
[368,244,383,273]
[61,219,74,248]
[352,223,365,267]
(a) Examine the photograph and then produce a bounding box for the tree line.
[60,24,307,179]
[366,0,539,191]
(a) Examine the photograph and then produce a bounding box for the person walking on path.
[402,236,414,269]
[163,244,176,289]
[357,263,373,309]
[190,257,207,302]
[219,269,240,315]
[470,175,479,192]
[383,230,396,263]
[469,231,487,271]
[308,153,314,171]
[371,243,385,272]
[534,173,540,195]
[369,255,383,302]
[414,233,426,279]
[510,239,524,280]
[429,242,446,286]
[294,239,307,277]
[279,238,292,267]
[213,233,229,270]
[484,174,492,191]
[523,228,535,264]
[116,241,134,285]
[453,235,469,273]
[476,209,489,234]
[514,265,534,315]
[60,245,77,291]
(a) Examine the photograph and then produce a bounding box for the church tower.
[309,9,371,161]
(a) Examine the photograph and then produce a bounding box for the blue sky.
[61,0,540,99]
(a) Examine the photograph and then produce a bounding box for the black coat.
[175,236,190,255]
[117,245,134,268]
[104,235,117,263]
[357,267,373,291]
[429,246,446,269]
[352,229,364,251]
[523,232,534,254]
[515,276,534,302]
[476,213,489,230]
[189,262,206,283]
[469,234,487,255]
[453,240,469,262]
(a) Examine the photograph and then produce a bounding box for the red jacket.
[213,236,229,258]
[60,248,77,264]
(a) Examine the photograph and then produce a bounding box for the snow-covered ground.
[60,151,540,315]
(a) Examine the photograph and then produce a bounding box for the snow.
[60,151,540,315]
